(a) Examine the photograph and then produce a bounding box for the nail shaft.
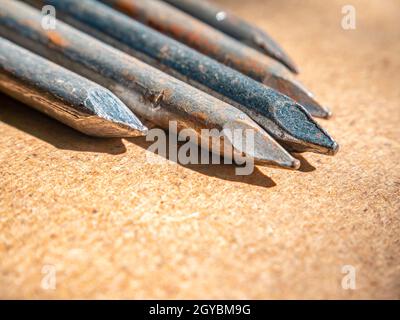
[0,36,147,137]
[29,0,338,155]
[100,0,331,119]
[162,0,299,73]
[1,0,301,168]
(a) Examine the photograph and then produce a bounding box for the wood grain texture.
[0,0,399,299]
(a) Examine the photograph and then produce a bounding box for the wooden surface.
[0,0,399,299]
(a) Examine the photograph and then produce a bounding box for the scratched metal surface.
[100,0,330,119]
[1,0,289,162]
[162,0,299,73]
[0,0,399,299]
[25,0,337,155]
[0,36,145,137]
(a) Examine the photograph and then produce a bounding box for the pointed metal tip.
[270,157,301,170]
[85,88,148,137]
[300,97,333,119]
[322,106,333,119]
[264,72,332,119]
[288,158,301,170]
[326,140,340,156]
[117,122,148,137]
[270,50,300,75]
[313,105,333,119]
[223,118,300,170]
[271,100,339,156]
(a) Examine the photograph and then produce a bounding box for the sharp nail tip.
[291,159,301,170]
[286,62,300,74]
[275,54,299,74]
[325,109,333,119]
[320,105,333,119]
[324,113,333,120]
[254,158,300,170]
[120,123,148,137]
[329,141,340,155]
[313,110,332,119]
[141,126,149,134]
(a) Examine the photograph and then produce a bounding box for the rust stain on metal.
[144,87,173,109]
[0,0,329,167]
[101,0,330,118]
[114,0,142,18]
[113,0,267,78]
[0,36,146,137]
[46,31,68,47]
[163,0,299,73]
[191,112,209,122]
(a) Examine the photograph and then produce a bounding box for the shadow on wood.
[0,93,127,155]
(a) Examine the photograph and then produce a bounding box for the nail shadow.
[1,93,276,187]
[292,154,316,172]
[0,93,127,154]
[127,136,276,188]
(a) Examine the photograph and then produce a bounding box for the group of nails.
[0,0,339,170]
